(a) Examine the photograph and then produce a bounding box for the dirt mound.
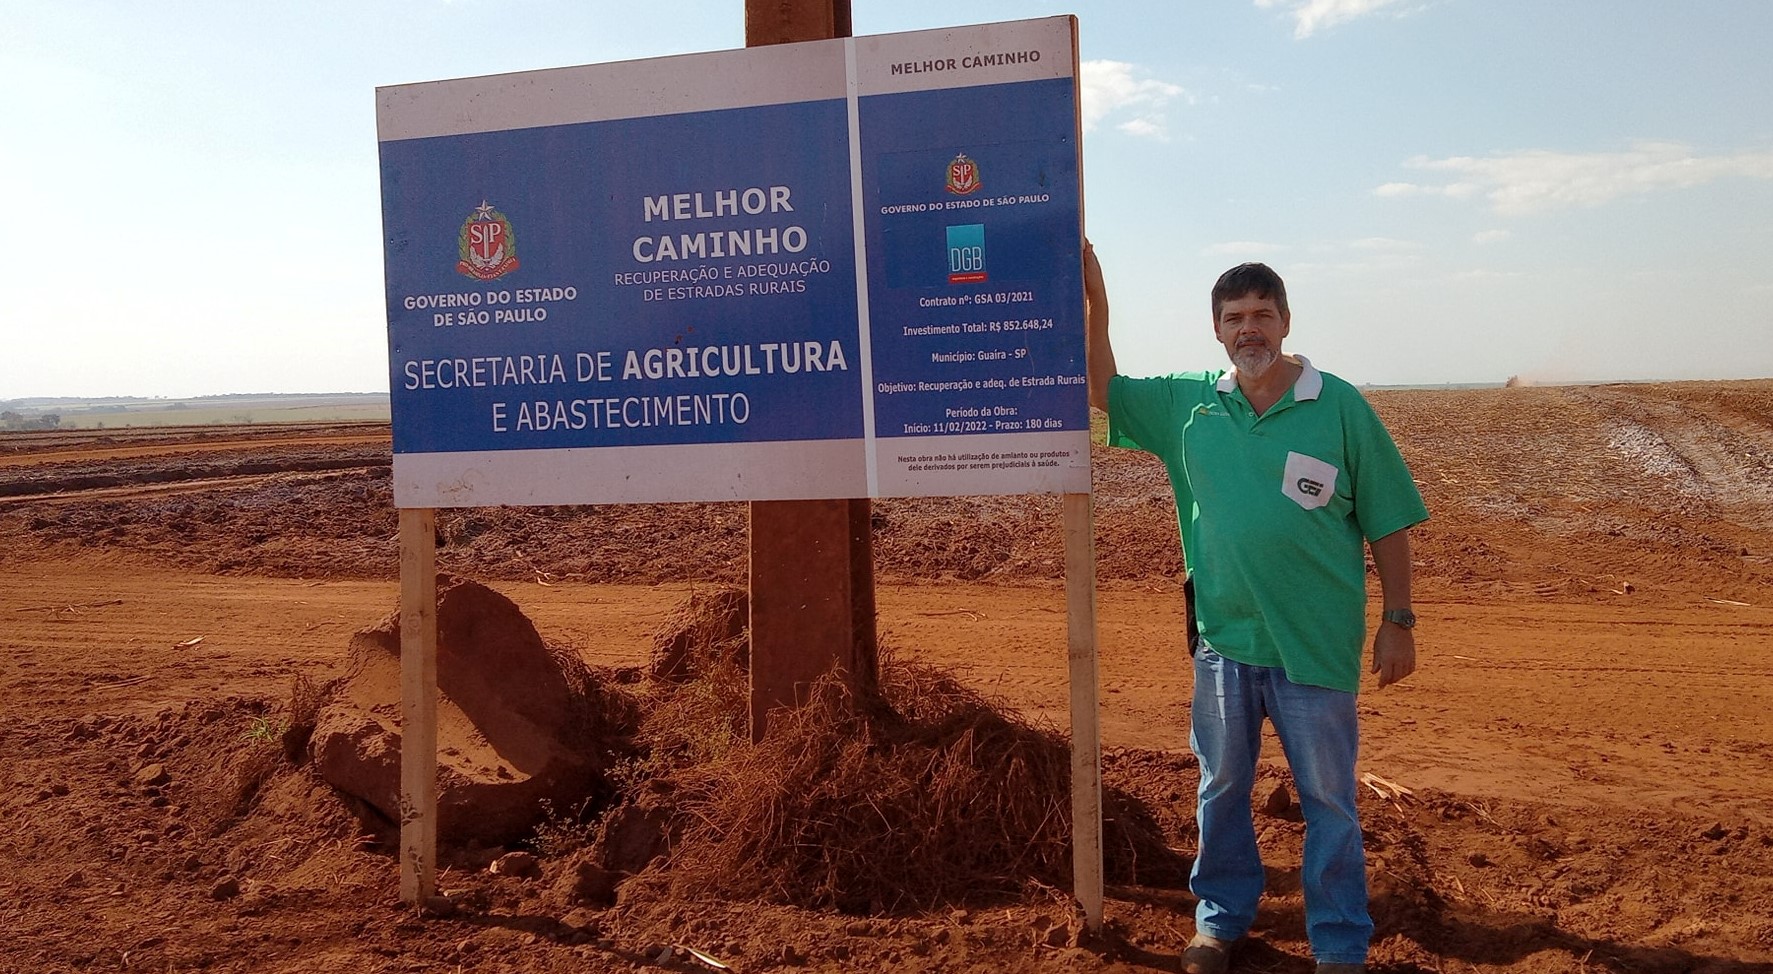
[310,575,636,846]
[645,669,1071,912]
[603,598,1185,914]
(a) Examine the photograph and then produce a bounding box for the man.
[1083,242,1427,974]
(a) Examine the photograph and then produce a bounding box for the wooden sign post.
[397,507,439,904]
[1064,492,1103,931]
[743,1,878,744]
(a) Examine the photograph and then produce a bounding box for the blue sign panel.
[382,100,860,454]
[379,17,1087,506]
[860,78,1086,459]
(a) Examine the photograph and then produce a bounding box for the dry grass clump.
[649,585,748,683]
[599,588,1182,912]
[205,713,288,836]
[620,586,752,778]
[555,644,645,750]
[281,671,328,762]
[213,746,283,834]
[634,657,750,773]
[647,650,1072,912]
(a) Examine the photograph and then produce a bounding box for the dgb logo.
[946,224,986,284]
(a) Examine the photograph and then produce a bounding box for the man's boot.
[1181,933,1233,974]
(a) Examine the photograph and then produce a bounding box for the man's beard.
[1231,342,1278,378]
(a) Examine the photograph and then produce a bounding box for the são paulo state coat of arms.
[946,153,981,196]
[456,201,520,281]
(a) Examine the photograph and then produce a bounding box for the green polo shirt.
[1107,357,1427,692]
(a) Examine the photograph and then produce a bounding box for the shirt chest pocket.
[1282,451,1339,511]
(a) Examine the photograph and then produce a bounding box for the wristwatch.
[1381,608,1417,630]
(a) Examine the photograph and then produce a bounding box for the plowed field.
[2,380,1771,973]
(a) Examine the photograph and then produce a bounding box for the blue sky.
[4,0,1770,396]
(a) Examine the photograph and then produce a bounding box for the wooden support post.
[398,507,438,905]
[744,0,849,43]
[748,499,876,740]
[1063,492,1104,932]
[745,0,875,742]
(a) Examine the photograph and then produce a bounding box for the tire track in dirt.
[1573,384,1773,527]
[0,466,386,505]
[0,430,389,467]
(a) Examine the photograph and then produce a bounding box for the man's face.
[1214,293,1290,380]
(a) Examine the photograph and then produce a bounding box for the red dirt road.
[6,557,1771,822]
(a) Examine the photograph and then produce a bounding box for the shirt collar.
[1218,354,1322,401]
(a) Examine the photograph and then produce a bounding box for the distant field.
[1,394,390,430]
[57,402,391,428]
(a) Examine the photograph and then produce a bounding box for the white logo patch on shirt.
[1282,451,1339,511]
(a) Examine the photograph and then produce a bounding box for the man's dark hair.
[1211,262,1289,322]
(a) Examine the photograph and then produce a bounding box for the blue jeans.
[1189,645,1372,965]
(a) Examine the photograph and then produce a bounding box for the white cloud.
[1303,237,1418,255]
[1377,141,1773,215]
[1080,60,1188,139]
[1255,0,1414,39]
[1472,229,1512,245]
[1289,238,1426,274]
[1346,236,1420,251]
[1373,181,1423,198]
[1288,251,1424,275]
[1204,241,1286,256]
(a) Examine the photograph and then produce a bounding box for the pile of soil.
[309,575,638,846]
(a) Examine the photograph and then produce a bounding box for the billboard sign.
[379,16,1087,506]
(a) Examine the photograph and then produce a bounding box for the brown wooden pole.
[745,0,849,44]
[397,508,438,905]
[745,0,876,741]
[1063,493,1104,932]
[1060,16,1103,934]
